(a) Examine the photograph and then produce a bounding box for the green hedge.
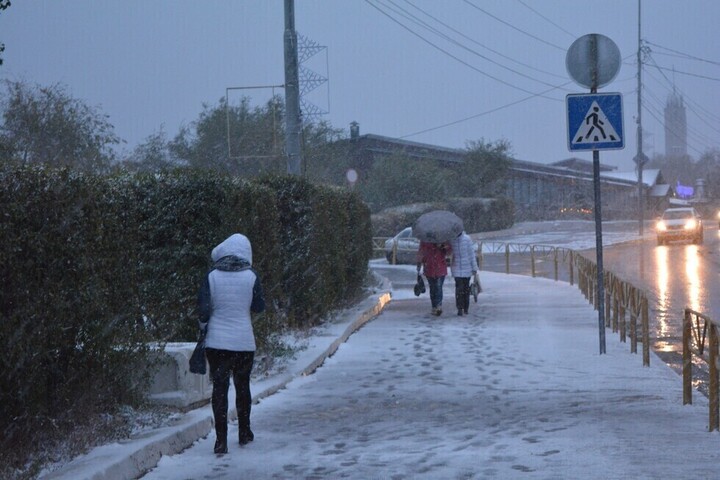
[0,166,371,471]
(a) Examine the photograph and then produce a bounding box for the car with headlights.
[384,227,480,264]
[656,207,703,245]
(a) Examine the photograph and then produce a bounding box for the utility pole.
[283,0,302,175]
[635,0,648,235]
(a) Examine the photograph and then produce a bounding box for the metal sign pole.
[592,147,607,354]
[590,36,607,355]
[566,33,621,356]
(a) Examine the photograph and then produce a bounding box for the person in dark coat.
[417,241,452,316]
[197,233,265,454]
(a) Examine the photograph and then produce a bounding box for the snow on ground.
[139,269,720,480]
[471,219,650,251]
[47,219,708,480]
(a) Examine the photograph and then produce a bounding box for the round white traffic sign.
[566,34,621,89]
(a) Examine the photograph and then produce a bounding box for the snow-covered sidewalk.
[44,264,720,479]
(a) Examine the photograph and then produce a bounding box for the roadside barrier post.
[683,309,692,405]
[642,297,650,366]
[710,323,719,431]
[630,293,638,354]
[505,244,510,274]
[531,246,536,277]
[605,282,612,328]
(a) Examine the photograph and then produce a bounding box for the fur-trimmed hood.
[211,233,253,267]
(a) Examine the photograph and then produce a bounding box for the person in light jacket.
[197,233,265,454]
[450,231,479,316]
[417,240,452,316]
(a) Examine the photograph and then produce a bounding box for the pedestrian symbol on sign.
[573,101,619,144]
[566,93,624,151]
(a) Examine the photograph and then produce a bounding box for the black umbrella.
[412,210,464,243]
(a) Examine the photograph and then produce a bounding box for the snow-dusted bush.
[0,166,371,476]
[256,175,372,328]
[0,166,153,474]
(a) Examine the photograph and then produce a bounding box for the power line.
[462,0,566,51]
[649,64,720,83]
[365,0,565,100]
[515,0,576,39]
[641,72,720,155]
[644,54,720,127]
[642,100,708,157]
[643,84,717,147]
[645,40,720,68]
[399,81,574,139]
[403,0,568,80]
[381,0,571,90]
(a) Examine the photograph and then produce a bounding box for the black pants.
[455,277,471,312]
[205,348,255,442]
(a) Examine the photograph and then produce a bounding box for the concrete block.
[147,343,211,408]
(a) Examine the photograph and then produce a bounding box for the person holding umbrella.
[450,231,479,316]
[416,240,452,316]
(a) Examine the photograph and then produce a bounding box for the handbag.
[470,272,482,303]
[189,329,207,375]
[413,274,426,296]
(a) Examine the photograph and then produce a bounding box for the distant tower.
[664,88,687,157]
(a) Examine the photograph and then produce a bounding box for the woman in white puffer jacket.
[450,231,479,316]
[197,233,265,454]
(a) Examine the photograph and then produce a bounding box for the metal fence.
[683,308,720,431]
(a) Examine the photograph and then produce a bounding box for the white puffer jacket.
[450,232,479,278]
[204,234,259,352]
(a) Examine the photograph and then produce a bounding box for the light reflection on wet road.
[573,226,720,377]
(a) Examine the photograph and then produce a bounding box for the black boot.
[214,438,228,454]
[239,428,254,445]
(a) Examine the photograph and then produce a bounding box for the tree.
[0,1,10,66]
[456,139,513,197]
[302,120,352,185]
[171,95,286,176]
[121,127,182,172]
[647,153,695,190]
[695,149,720,199]
[359,153,456,212]
[0,80,120,172]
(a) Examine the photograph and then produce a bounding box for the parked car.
[656,207,703,245]
[384,227,480,265]
[384,227,421,264]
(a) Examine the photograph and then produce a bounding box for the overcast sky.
[2,1,719,171]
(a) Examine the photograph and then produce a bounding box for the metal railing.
[574,253,650,366]
[373,237,414,265]
[683,308,720,431]
[476,242,574,283]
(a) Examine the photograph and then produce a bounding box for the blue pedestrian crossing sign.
[566,93,624,151]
